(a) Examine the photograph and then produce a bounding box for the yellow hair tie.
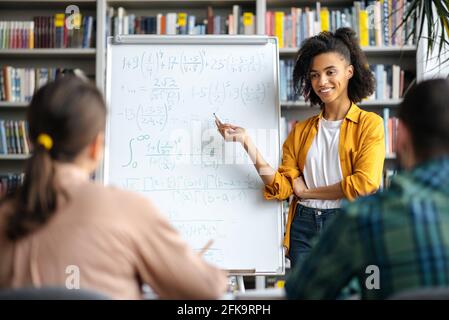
[37,133,53,151]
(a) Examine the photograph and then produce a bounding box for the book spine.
[232,5,240,35]
[359,9,369,46]
[274,12,284,48]
[0,120,5,154]
[13,121,22,155]
[320,7,330,32]
[207,6,214,35]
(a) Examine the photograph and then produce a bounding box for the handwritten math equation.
[121,49,265,77]
[172,219,225,264]
[118,78,269,120]
[121,134,215,171]
[191,80,269,106]
[122,173,260,192]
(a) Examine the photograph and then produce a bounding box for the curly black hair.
[293,27,375,106]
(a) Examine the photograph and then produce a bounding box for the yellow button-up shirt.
[264,103,385,254]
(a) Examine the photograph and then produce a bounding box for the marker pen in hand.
[199,239,214,256]
[213,113,223,126]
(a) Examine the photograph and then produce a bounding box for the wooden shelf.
[359,99,403,106]
[281,99,403,109]
[0,49,96,58]
[280,46,417,56]
[107,0,255,9]
[0,102,29,108]
[267,0,352,6]
[0,154,30,160]
[362,45,417,53]
[0,0,96,9]
[0,0,95,2]
[386,154,397,160]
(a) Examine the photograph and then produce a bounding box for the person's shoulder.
[80,181,158,217]
[95,182,153,205]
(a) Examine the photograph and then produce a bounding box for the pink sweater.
[0,163,227,299]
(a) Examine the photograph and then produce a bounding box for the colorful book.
[274,12,284,48]
[320,7,330,32]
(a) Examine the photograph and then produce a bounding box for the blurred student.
[0,76,227,299]
[286,78,449,299]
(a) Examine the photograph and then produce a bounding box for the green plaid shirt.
[285,156,449,300]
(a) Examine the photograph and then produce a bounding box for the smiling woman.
[308,52,354,111]
[216,27,385,269]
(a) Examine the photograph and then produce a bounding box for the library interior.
[1,0,449,302]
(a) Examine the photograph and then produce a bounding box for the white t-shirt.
[299,117,344,209]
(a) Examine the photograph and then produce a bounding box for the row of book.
[0,67,84,102]
[267,0,415,48]
[107,5,255,37]
[279,59,298,102]
[0,120,31,155]
[108,0,414,45]
[383,108,398,157]
[0,15,95,49]
[0,173,24,198]
[279,59,412,102]
[369,64,410,100]
[0,2,415,48]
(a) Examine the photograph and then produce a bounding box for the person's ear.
[88,132,105,162]
[397,119,415,169]
[397,119,409,152]
[346,64,354,80]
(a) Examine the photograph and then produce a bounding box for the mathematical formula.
[121,49,265,78]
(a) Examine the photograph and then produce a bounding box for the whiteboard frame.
[104,35,284,276]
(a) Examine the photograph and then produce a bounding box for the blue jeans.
[288,204,340,269]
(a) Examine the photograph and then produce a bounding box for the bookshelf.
[0,0,430,290]
[0,0,100,179]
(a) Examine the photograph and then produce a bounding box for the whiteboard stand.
[256,276,266,290]
[237,276,245,293]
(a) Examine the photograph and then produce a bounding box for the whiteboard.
[104,35,283,275]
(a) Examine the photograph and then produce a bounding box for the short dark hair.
[293,27,375,106]
[398,78,449,161]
